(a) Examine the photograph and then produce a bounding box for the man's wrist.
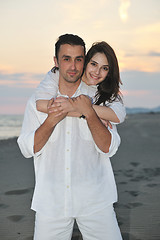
[79,114,85,119]
[84,108,96,120]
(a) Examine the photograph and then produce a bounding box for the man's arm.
[85,108,111,153]
[70,95,112,153]
[34,99,67,153]
[17,96,67,157]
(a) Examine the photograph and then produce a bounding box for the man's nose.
[70,60,76,70]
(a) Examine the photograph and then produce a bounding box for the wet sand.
[0,113,160,240]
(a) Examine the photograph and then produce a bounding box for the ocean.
[0,115,24,140]
[1,107,160,140]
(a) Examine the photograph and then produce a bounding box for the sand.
[0,113,160,240]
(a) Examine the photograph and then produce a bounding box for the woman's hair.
[84,41,122,105]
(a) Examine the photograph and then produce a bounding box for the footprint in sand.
[0,203,9,209]
[119,181,127,185]
[147,183,158,187]
[130,162,140,167]
[126,202,143,208]
[23,237,33,240]
[130,175,149,182]
[5,188,32,195]
[123,170,134,178]
[143,168,160,177]
[125,190,139,197]
[7,215,25,222]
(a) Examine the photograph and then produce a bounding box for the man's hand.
[34,98,67,153]
[47,98,67,125]
[70,95,92,117]
[48,97,74,115]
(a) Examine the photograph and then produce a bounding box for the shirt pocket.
[78,119,92,141]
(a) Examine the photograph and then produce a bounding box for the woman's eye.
[91,62,96,66]
[103,67,109,71]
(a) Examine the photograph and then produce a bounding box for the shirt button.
[66,149,69,152]
[67,185,69,188]
[67,131,70,134]
[66,168,69,170]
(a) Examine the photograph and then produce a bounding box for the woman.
[35,41,126,124]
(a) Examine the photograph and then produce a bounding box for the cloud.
[0,72,45,88]
[122,90,150,97]
[148,51,160,57]
[124,51,160,57]
[119,0,130,22]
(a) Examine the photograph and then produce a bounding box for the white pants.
[34,205,122,240]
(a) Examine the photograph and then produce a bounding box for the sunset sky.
[0,0,160,114]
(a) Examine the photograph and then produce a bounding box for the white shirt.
[18,81,121,219]
[35,70,126,124]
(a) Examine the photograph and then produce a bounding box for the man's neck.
[58,78,81,97]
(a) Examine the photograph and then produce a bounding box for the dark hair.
[55,33,86,60]
[85,41,122,105]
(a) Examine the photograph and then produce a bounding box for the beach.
[0,113,160,240]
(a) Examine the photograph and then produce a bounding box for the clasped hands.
[47,95,92,118]
[47,95,112,129]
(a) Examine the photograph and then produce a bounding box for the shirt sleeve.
[35,70,59,101]
[17,94,47,158]
[94,124,121,158]
[107,99,126,124]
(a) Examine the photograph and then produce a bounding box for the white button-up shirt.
[18,81,121,219]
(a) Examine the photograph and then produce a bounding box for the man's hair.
[55,33,86,60]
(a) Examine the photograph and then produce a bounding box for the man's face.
[54,44,85,84]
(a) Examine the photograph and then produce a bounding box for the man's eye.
[76,58,82,62]
[64,58,69,61]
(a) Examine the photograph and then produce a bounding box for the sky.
[0,0,160,114]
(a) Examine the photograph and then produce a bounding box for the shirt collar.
[57,81,85,98]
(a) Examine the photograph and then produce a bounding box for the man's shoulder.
[47,69,59,83]
[80,81,97,97]
[26,94,37,109]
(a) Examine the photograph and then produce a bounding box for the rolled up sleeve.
[109,100,126,124]
[107,126,121,157]
[17,131,35,158]
[94,125,120,158]
[17,94,44,158]
[35,71,59,101]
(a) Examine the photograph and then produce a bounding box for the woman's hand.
[100,119,113,129]
[48,97,75,116]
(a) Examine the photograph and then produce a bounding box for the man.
[18,34,122,239]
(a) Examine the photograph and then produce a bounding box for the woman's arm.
[36,100,51,113]
[35,69,59,112]
[38,96,126,124]
[92,105,120,123]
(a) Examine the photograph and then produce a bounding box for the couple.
[18,34,125,240]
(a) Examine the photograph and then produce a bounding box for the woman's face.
[84,52,109,85]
